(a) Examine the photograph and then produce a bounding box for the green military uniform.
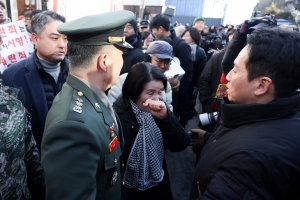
[0,80,44,200]
[41,10,134,200]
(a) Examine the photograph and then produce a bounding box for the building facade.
[124,0,222,26]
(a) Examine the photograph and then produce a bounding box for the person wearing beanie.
[0,1,11,25]
[193,16,211,57]
[193,16,205,33]
[121,19,145,74]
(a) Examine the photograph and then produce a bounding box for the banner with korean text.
[0,20,33,73]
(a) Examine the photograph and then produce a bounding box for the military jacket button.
[77,91,83,96]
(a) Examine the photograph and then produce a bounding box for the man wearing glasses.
[108,40,175,111]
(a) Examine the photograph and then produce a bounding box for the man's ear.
[159,26,164,32]
[97,54,108,72]
[31,33,38,46]
[254,77,273,96]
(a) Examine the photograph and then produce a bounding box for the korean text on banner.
[0,20,33,73]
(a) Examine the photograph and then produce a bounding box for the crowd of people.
[1,0,300,199]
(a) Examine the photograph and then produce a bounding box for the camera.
[204,33,224,50]
[199,112,218,126]
[248,14,277,30]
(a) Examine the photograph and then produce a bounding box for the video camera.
[204,33,224,50]
[248,14,277,29]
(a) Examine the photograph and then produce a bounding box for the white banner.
[0,20,33,73]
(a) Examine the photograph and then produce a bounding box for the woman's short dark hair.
[181,27,201,44]
[141,31,151,40]
[122,62,167,102]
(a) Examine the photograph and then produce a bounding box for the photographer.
[190,27,300,200]
[197,29,234,133]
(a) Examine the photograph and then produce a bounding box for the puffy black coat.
[192,46,207,87]
[190,92,300,200]
[120,38,144,75]
[169,30,193,97]
[113,96,190,200]
[198,51,225,113]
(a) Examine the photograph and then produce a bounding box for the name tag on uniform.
[109,137,119,152]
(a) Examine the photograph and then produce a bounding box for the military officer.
[41,10,134,200]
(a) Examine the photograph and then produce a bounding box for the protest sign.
[0,20,33,73]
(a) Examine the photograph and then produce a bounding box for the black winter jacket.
[198,51,225,113]
[120,37,144,75]
[192,46,207,87]
[190,92,300,200]
[221,30,246,76]
[169,30,193,96]
[113,96,190,200]
[2,52,69,151]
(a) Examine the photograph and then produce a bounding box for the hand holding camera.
[239,13,277,35]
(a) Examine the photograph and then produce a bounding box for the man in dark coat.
[150,14,193,126]
[120,18,144,75]
[2,11,67,200]
[41,10,134,200]
[2,11,68,151]
[189,28,300,200]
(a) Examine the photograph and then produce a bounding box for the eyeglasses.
[152,57,171,67]
[196,21,205,25]
[141,27,148,29]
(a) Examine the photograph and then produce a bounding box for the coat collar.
[220,92,300,128]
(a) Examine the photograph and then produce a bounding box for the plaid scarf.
[123,100,164,191]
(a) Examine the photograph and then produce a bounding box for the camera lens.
[199,112,218,126]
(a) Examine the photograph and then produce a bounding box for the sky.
[203,0,258,25]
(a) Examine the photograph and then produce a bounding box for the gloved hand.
[188,129,206,146]
[239,20,256,35]
[239,14,277,35]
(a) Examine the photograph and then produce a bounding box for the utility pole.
[221,3,227,25]
[139,0,146,21]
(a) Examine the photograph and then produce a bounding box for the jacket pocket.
[104,142,122,170]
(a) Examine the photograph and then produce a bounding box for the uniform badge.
[109,136,119,152]
[108,123,114,133]
[215,84,228,99]
[108,123,115,139]
[73,98,83,113]
[111,171,118,186]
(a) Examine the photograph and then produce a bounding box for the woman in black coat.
[181,27,207,112]
[113,63,190,200]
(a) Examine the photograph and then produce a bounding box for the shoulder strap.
[172,36,184,51]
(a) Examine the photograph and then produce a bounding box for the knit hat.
[129,18,138,33]
[146,41,173,60]
[193,16,205,25]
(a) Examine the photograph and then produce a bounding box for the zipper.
[196,181,202,197]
